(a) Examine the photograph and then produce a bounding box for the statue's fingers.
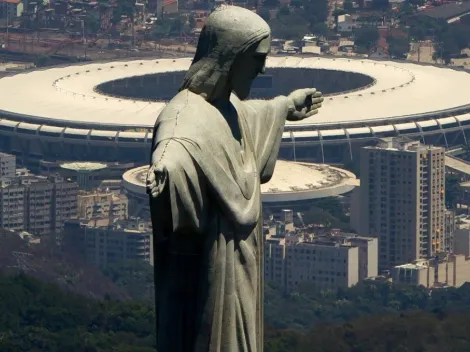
[303,88,317,96]
[311,103,322,110]
[146,171,155,184]
[311,97,324,104]
[290,111,305,120]
[305,109,319,118]
[155,169,168,186]
[146,181,156,194]
[313,91,322,97]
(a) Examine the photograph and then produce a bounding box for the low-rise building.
[64,217,153,268]
[337,14,354,33]
[78,189,128,221]
[264,228,378,293]
[0,0,24,20]
[392,253,470,288]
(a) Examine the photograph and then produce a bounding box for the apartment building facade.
[392,253,470,288]
[358,138,446,271]
[77,190,128,221]
[0,174,78,234]
[64,217,153,268]
[264,231,378,293]
[0,153,15,178]
[0,178,25,231]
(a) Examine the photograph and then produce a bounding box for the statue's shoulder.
[158,90,208,120]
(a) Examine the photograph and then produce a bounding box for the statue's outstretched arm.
[147,138,208,235]
[244,88,323,122]
[286,89,323,121]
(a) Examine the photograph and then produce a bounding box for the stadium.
[1,56,470,168]
[122,160,358,217]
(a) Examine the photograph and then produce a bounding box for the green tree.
[113,0,137,46]
[35,54,51,67]
[84,11,101,35]
[311,22,330,37]
[388,36,409,59]
[103,261,155,304]
[263,0,280,8]
[278,5,290,17]
[302,0,329,29]
[343,0,354,11]
[258,8,271,22]
[371,0,389,10]
[270,13,310,40]
[354,27,379,50]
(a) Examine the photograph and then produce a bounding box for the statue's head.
[180,5,271,101]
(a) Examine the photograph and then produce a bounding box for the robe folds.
[150,89,290,352]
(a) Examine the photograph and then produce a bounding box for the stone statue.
[146,5,323,352]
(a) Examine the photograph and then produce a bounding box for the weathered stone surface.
[147,5,323,351]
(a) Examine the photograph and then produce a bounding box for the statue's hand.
[146,164,168,198]
[287,88,324,121]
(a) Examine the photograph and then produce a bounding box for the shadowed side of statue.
[146,5,323,352]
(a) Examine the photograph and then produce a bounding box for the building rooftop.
[367,137,444,152]
[420,1,470,20]
[60,162,108,172]
[122,160,358,203]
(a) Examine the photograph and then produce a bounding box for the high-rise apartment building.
[358,137,446,271]
[0,152,16,178]
[0,178,25,231]
[23,177,54,235]
[50,174,79,232]
[0,174,78,234]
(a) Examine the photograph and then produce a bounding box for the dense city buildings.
[357,138,446,271]
[0,167,78,235]
[77,189,128,221]
[264,210,378,293]
[64,217,153,268]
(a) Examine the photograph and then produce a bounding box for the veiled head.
[180,6,271,101]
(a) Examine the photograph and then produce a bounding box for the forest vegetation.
[2,272,470,351]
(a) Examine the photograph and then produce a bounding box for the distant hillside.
[0,272,155,352]
[0,230,129,300]
[2,272,470,352]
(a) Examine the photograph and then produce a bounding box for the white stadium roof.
[122,160,358,203]
[1,56,470,129]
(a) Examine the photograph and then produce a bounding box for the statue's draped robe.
[151,89,289,352]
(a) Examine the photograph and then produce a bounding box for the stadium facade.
[1,56,470,168]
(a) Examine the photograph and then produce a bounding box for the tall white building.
[0,174,78,234]
[358,138,446,271]
[0,152,15,178]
